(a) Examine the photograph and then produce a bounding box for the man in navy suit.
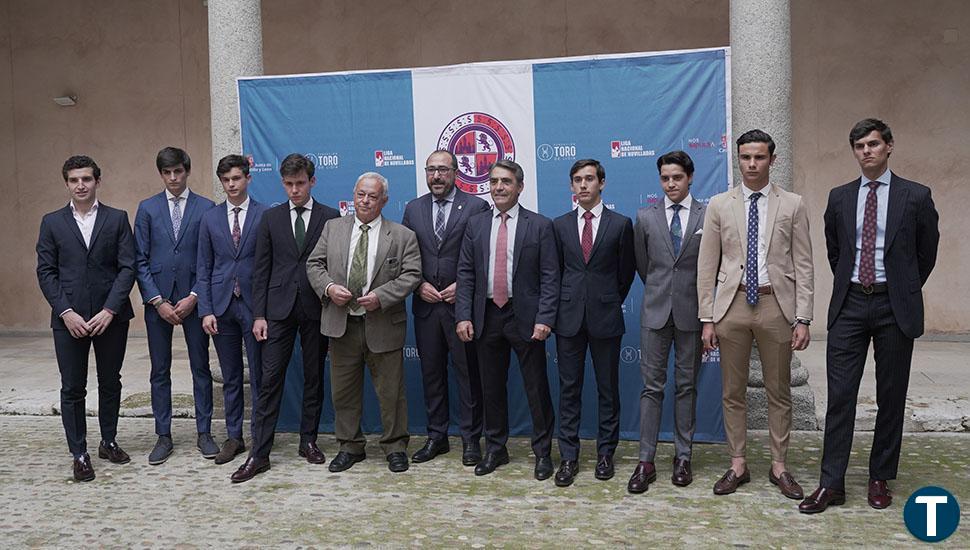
[800,119,940,513]
[37,155,136,481]
[456,159,559,480]
[231,153,340,483]
[196,154,267,465]
[402,150,490,466]
[551,159,635,487]
[134,147,216,464]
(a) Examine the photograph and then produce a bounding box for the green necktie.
[347,224,370,310]
[294,206,306,250]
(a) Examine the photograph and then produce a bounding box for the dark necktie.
[859,181,880,287]
[294,206,306,250]
[493,213,509,307]
[434,199,447,247]
[581,210,594,263]
[746,192,762,305]
[348,224,370,312]
[670,204,683,256]
[232,207,242,297]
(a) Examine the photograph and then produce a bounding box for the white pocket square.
[694,228,703,235]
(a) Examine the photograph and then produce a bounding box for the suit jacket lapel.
[677,202,704,261]
[512,209,528,279]
[478,213,491,273]
[88,205,108,252]
[588,207,611,260]
[652,204,675,259]
[334,215,354,284]
[302,202,325,255]
[764,185,781,256]
[173,192,198,247]
[884,173,907,251]
[842,180,859,247]
[441,192,466,243]
[565,210,584,261]
[730,187,747,257]
[371,217,393,281]
[61,207,87,249]
[237,202,260,255]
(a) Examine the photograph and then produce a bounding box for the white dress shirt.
[289,197,314,236]
[487,203,519,299]
[575,200,604,243]
[70,200,99,248]
[165,188,191,219]
[226,197,250,234]
[741,183,770,286]
[346,215,382,316]
[432,186,457,231]
[664,194,693,230]
[851,168,891,283]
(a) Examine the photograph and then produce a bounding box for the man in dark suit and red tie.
[402,150,490,466]
[800,119,939,513]
[36,155,136,481]
[550,159,635,487]
[456,159,559,480]
[231,153,340,483]
[196,154,267,465]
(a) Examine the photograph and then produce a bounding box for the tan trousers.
[715,289,793,462]
[329,317,409,456]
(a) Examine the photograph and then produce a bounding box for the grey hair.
[355,171,389,197]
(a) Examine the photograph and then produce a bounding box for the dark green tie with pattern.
[348,224,370,311]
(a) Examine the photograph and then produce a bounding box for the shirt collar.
[165,188,190,202]
[70,200,99,216]
[741,183,771,200]
[228,197,250,212]
[290,197,314,211]
[862,168,891,187]
[495,202,520,220]
[664,194,693,210]
[577,200,604,220]
[436,187,457,204]
[355,215,382,231]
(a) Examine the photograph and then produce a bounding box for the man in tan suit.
[697,129,814,499]
[306,172,422,473]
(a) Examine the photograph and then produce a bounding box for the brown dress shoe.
[627,461,657,494]
[868,479,892,509]
[769,470,804,499]
[214,438,246,465]
[231,456,270,483]
[713,468,750,495]
[298,441,327,465]
[73,453,95,482]
[671,458,692,487]
[798,486,846,514]
[98,441,131,464]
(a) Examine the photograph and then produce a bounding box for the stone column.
[208,0,263,201]
[730,0,816,429]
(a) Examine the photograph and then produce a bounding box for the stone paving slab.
[2,416,968,548]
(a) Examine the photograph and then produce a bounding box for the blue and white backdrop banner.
[238,47,731,443]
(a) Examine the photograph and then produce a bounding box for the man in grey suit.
[628,151,706,494]
[306,172,422,473]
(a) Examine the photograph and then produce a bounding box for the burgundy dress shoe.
[713,468,750,495]
[868,479,892,509]
[73,453,95,482]
[594,454,615,480]
[769,470,804,499]
[627,461,657,494]
[298,441,327,465]
[98,441,131,464]
[554,460,579,487]
[798,486,846,514]
[671,458,692,487]
[230,456,270,483]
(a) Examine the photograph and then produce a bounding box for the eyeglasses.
[425,166,454,175]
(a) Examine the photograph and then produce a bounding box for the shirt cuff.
[700,318,713,323]
[148,295,163,305]
[104,307,116,315]
[59,308,74,318]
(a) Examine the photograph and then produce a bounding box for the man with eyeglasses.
[402,151,490,466]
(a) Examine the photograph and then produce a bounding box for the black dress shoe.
[328,451,366,473]
[411,438,450,463]
[671,458,692,487]
[594,454,614,480]
[387,451,410,472]
[73,453,95,482]
[461,440,482,466]
[298,441,327,465]
[799,486,846,514]
[231,456,270,483]
[554,460,579,487]
[534,455,554,481]
[474,450,510,476]
[98,441,131,464]
[627,461,657,494]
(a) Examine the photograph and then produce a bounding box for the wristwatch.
[794,318,811,327]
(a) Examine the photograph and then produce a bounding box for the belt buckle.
[861,284,874,295]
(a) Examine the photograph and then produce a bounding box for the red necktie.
[581,210,594,263]
[859,182,879,287]
[493,212,509,307]
[232,207,242,297]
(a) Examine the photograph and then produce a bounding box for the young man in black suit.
[800,118,940,513]
[551,159,635,486]
[36,155,136,481]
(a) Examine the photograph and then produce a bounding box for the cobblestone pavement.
[2,416,968,548]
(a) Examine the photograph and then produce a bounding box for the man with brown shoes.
[698,130,813,499]
[800,119,939,514]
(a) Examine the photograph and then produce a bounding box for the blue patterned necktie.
[434,199,447,247]
[669,204,683,256]
[171,196,182,239]
[746,192,762,305]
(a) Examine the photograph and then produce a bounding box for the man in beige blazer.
[306,172,422,473]
[697,129,814,500]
